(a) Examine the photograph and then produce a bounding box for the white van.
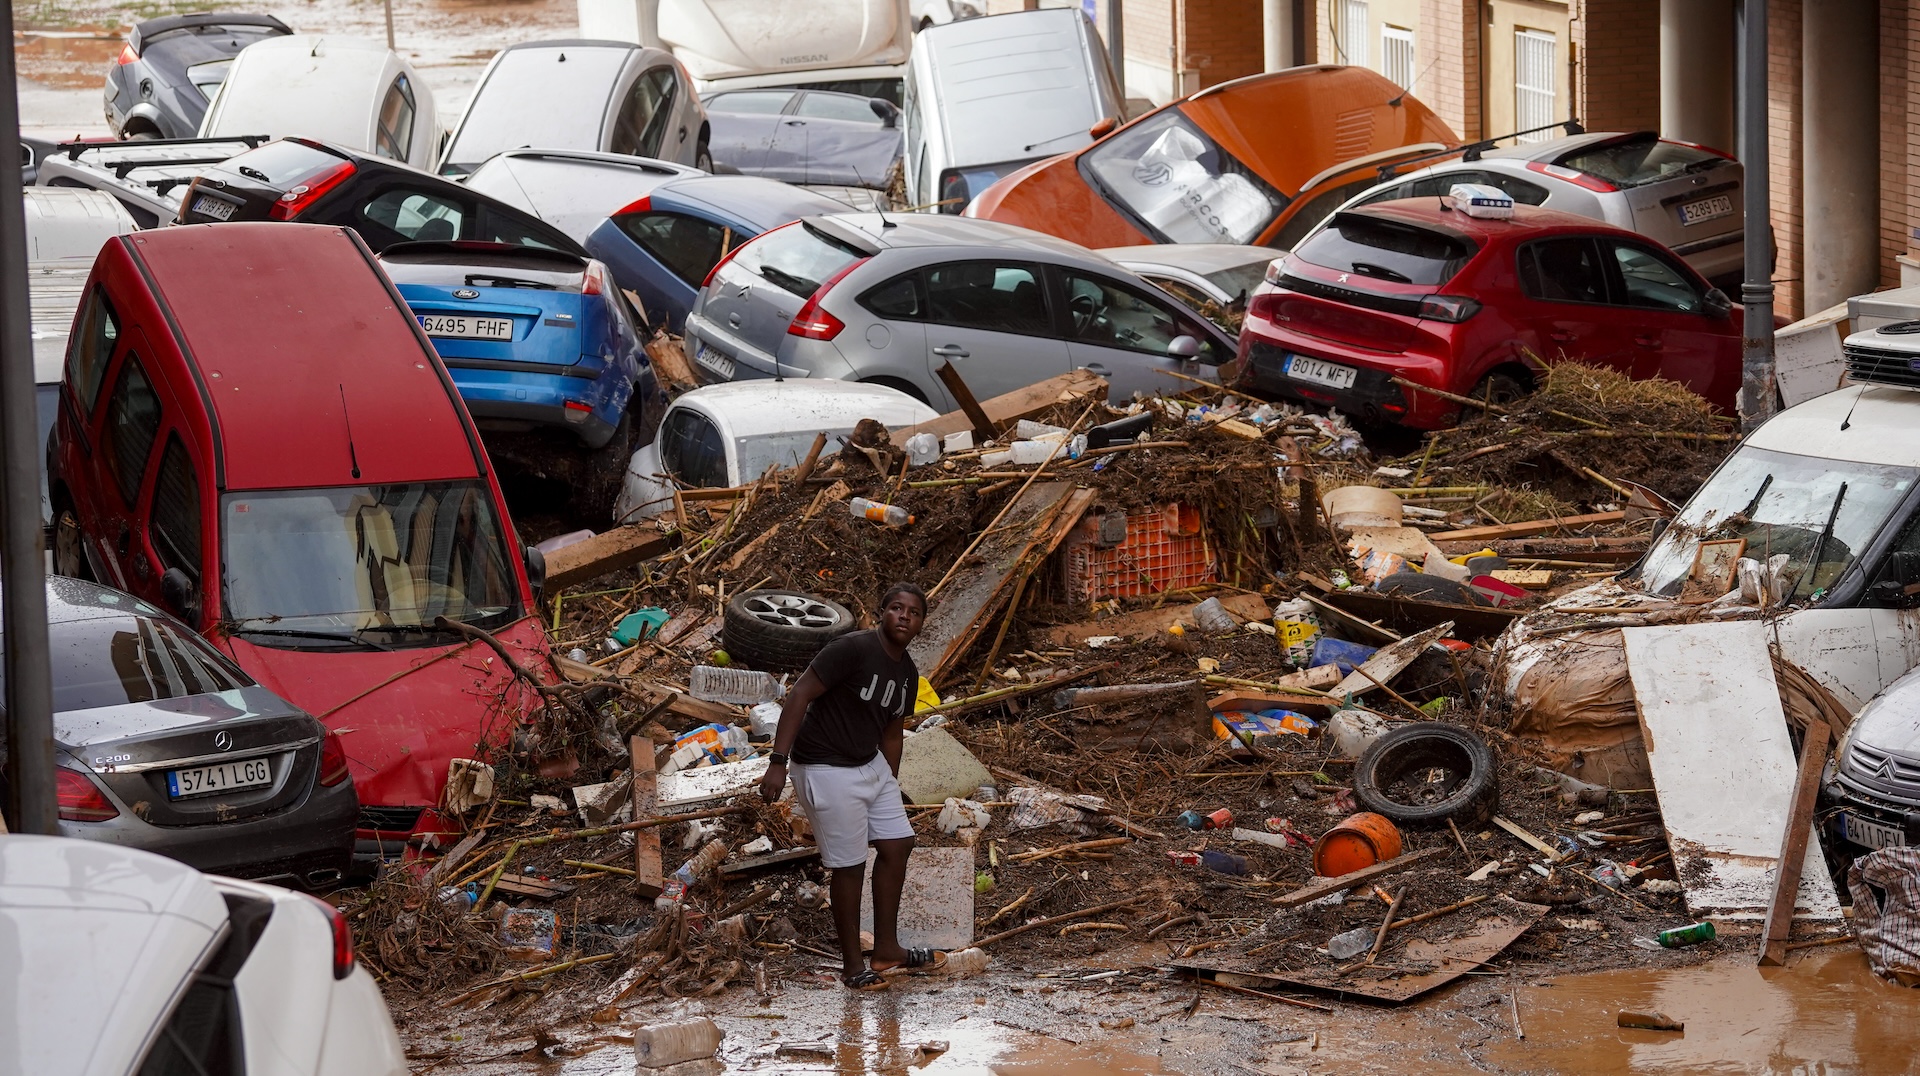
[901,8,1122,213]
[578,0,913,103]
[199,36,440,170]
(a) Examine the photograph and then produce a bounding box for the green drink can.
[1657,921,1717,948]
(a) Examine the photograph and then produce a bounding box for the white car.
[0,834,407,1076]
[616,378,937,520]
[199,36,440,170]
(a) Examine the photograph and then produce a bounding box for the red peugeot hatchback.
[1235,198,1742,428]
[48,222,554,864]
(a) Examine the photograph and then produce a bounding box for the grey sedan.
[1,577,356,888]
[682,214,1238,405]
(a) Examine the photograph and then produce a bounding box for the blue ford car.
[378,241,660,518]
[585,173,851,334]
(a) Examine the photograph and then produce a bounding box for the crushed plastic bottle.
[633,1017,725,1067]
[1191,597,1238,633]
[655,839,731,910]
[850,497,913,527]
[943,947,991,978]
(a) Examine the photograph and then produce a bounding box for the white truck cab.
[578,0,913,104]
[615,378,937,520]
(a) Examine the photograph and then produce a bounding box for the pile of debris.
[354,363,1870,1064]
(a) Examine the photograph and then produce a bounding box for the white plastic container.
[1328,709,1391,758]
[1009,440,1059,465]
[633,1017,725,1068]
[1271,599,1321,669]
[905,431,941,466]
[689,665,779,705]
[749,700,784,738]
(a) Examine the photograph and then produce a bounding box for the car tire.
[696,144,714,173]
[572,410,634,521]
[723,589,857,671]
[1470,372,1527,409]
[858,376,930,406]
[124,128,160,142]
[1352,722,1499,827]
[53,505,91,580]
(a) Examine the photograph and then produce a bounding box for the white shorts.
[789,755,915,869]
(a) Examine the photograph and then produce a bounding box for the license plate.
[693,341,736,380]
[1842,810,1906,850]
[191,194,236,221]
[167,757,272,799]
[1284,354,1357,390]
[1677,194,1735,227]
[418,315,514,340]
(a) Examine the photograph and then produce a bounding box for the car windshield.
[220,480,518,642]
[446,48,628,167]
[1081,110,1285,244]
[1634,446,1919,600]
[1555,137,1727,190]
[1291,214,1478,287]
[0,612,251,712]
[736,222,864,299]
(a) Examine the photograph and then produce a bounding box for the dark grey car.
[682,213,1238,405]
[103,13,292,140]
[0,577,355,888]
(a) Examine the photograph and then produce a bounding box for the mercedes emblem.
[214,731,233,751]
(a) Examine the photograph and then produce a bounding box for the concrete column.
[1802,0,1880,313]
[1660,0,1734,151]
[1264,0,1293,72]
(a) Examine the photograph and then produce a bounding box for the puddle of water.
[14,32,120,90]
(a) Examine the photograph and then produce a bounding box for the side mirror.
[1703,287,1733,320]
[870,98,901,129]
[1167,334,1201,359]
[525,545,547,599]
[160,567,200,624]
[1870,549,1920,606]
[1089,116,1118,139]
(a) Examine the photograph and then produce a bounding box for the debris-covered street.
[11,1,1920,1074]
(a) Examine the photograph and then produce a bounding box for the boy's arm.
[758,670,826,802]
[880,716,905,777]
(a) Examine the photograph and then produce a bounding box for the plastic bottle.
[436,885,476,910]
[1657,921,1717,948]
[1270,599,1321,669]
[905,432,941,466]
[633,1017,725,1068]
[1191,597,1238,633]
[1200,850,1249,875]
[1178,810,1209,830]
[943,947,991,978]
[850,497,913,526]
[1009,440,1060,465]
[655,839,731,910]
[689,665,779,705]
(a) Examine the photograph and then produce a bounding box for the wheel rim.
[744,593,844,630]
[1372,740,1475,811]
[53,511,83,577]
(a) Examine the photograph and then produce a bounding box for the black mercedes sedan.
[0,577,356,889]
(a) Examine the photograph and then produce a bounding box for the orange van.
[965,65,1458,252]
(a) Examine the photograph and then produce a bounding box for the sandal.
[874,948,948,977]
[842,969,891,991]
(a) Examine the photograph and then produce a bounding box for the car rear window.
[734,223,864,298]
[381,249,587,290]
[226,139,346,189]
[1,613,251,712]
[1555,137,1725,189]
[1292,214,1478,287]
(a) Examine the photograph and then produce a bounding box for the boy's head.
[879,582,928,645]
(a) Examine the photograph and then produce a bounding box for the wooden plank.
[1270,848,1447,909]
[910,481,1074,686]
[545,525,682,591]
[1315,588,1516,643]
[554,654,611,682]
[1332,622,1453,698]
[935,360,999,444]
[1043,593,1270,647]
[631,735,663,899]
[1490,570,1554,589]
[491,876,576,900]
[1426,511,1627,544]
[1760,719,1832,966]
[1493,815,1560,859]
[1205,690,1334,717]
[1623,622,1842,921]
[636,319,701,392]
[890,369,1108,448]
[719,846,819,877]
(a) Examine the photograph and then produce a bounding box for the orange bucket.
[1311,812,1404,877]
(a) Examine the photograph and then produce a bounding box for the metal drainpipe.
[1106,0,1126,100]
[0,0,60,834]
[1737,0,1776,430]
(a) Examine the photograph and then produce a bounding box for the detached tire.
[723,589,856,671]
[1353,722,1498,827]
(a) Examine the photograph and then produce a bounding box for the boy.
[758,583,943,990]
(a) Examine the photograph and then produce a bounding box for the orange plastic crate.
[1061,505,1216,601]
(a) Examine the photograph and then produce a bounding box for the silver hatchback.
[681,214,1238,405]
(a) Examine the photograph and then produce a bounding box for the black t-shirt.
[789,629,919,767]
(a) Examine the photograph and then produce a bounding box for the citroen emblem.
[214,731,233,751]
[1877,756,1897,780]
[453,288,479,299]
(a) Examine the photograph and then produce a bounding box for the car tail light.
[317,733,351,787]
[303,894,356,979]
[1526,161,1616,193]
[564,400,592,413]
[787,256,870,341]
[612,195,651,217]
[116,43,138,65]
[1418,295,1482,322]
[1263,256,1288,286]
[57,769,118,822]
[269,160,356,221]
[582,260,609,296]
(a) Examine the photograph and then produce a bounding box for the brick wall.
[1118,0,1175,103]
[1420,0,1481,138]
[1178,0,1266,88]
[1769,0,1803,320]
[1884,0,1914,288]
[1572,0,1660,132]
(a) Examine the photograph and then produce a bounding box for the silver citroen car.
[680,213,1238,406]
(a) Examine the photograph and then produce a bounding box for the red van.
[47,222,553,861]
